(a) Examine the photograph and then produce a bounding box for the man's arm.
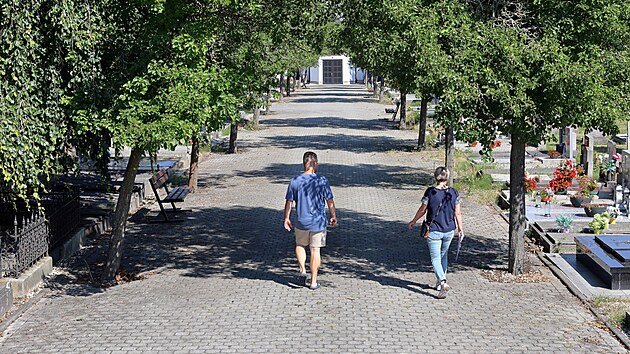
[283,200,293,231]
[326,199,337,227]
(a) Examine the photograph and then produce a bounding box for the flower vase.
[544,202,552,217]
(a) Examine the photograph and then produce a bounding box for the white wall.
[309,55,361,85]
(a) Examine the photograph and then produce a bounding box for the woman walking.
[408,167,464,299]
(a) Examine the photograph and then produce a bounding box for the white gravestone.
[563,127,577,159]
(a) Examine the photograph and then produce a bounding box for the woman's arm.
[408,204,428,229]
[454,203,463,235]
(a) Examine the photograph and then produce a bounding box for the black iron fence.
[1,213,49,277]
[0,191,80,277]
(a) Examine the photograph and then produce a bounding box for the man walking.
[284,151,337,290]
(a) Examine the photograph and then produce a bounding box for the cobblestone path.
[0,86,625,353]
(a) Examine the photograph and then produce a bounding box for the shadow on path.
[261,116,393,131]
[257,134,415,153]
[44,205,508,299]
[228,162,433,190]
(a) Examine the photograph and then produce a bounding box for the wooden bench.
[385,100,400,120]
[148,169,190,222]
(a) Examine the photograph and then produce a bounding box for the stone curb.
[0,288,49,335]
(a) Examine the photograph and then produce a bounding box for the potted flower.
[541,188,554,203]
[569,190,592,207]
[577,175,598,194]
[583,203,609,217]
[548,150,561,158]
[549,160,577,194]
[589,213,610,234]
[489,140,502,148]
[555,214,574,233]
[569,175,596,207]
[524,175,537,197]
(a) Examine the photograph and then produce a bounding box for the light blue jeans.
[427,230,455,282]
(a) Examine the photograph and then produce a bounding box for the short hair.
[303,151,318,168]
[434,167,449,183]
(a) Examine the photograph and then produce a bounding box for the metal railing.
[1,213,49,278]
[0,191,80,277]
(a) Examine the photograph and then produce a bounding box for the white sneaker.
[437,281,450,299]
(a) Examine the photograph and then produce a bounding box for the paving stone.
[0,85,625,353]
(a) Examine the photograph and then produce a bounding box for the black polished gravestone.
[575,235,630,290]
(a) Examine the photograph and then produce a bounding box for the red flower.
[549,160,576,192]
[524,175,537,192]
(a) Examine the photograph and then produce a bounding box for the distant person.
[408,167,464,299]
[284,151,337,290]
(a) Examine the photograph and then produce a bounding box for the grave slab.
[546,253,630,299]
[576,235,630,290]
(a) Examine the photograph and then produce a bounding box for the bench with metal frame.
[148,169,190,222]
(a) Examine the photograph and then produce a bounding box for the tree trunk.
[365,71,370,89]
[292,69,297,91]
[101,148,143,281]
[264,90,271,115]
[279,74,284,101]
[286,75,291,97]
[373,76,378,97]
[188,135,199,192]
[228,123,238,153]
[445,127,455,186]
[378,76,385,102]
[399,91,407,129]
[508,134,526,275]
[252,105,260,126]
[417,98,429,149]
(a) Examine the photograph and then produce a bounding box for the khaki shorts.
[295,228,327,248]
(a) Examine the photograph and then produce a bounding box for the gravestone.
[607,139,617,158]
[581,135,594,177]
[576,235,630,290]
[562,127,577,159]
[622,150,630,186]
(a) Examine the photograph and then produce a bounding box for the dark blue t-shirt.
[285,174,334,232]
[421,187,461,232]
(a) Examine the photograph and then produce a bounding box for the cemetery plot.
[576,235,630,290]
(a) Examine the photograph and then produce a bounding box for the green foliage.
[0,0,103,201]
[589,213,610,232]
[555,215,574,229]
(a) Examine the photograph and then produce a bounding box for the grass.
[452,150,501,205]
[168,173,188,187]
[592,296,630,328]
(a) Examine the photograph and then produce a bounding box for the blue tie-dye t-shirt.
[285,174,334,232]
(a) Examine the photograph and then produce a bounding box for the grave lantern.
[544,202,552,217]
[624,187,630,215]
[615,185,624,204]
